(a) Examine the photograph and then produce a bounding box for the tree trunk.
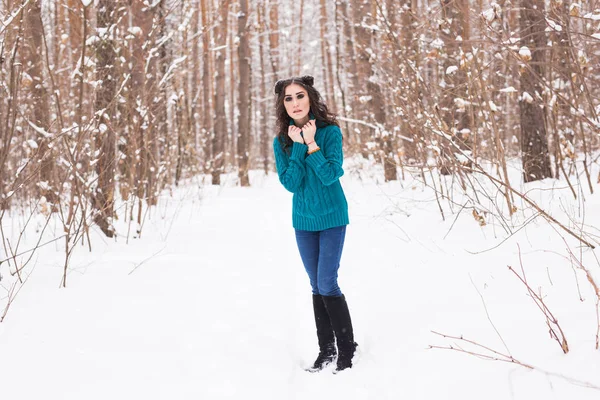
[352,0,396,181]
[237,0,251,186]
[400,0,421,164]
[337,0,359,149]
[519,0,553,182]
[212,0,230,185]
[439,0,472,174]
[258,1,269,174]
[268,0,279,81]
[381,0,399,175]
[229,1,237,168]
[319,0,336,111]
[191,0,201,160]
[67,0,83,70]
[295,0,304,76]
[340,1,358,112]
[175,1,192,186]
[25,0,57,205]
[200,0,213,176]
[149,0,168,203]
[93,0,118,237]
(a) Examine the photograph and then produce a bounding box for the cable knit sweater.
[273,122,349,231]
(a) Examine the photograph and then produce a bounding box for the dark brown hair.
[274,75,339,153]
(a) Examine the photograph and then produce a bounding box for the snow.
[127,26,143,36]
[1,161,600,399]
[519,46,532,60]
[521,92,534,104]
[86,35,100,46]
[26,119,53,138]
[482,8,496,23]
[158,56,187,87]
[430,38,444,49]
[482,3,501,22]
[488,100,500,112]
[583,13,600,21]
[545,18,563,32]
[446,65,459,75]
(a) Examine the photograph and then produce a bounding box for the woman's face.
[283,83,310,121]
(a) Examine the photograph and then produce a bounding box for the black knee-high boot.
[322,294,357,371]
[307,294,337,372]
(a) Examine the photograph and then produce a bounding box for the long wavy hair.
[274,75,339,154]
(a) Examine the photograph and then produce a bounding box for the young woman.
[272,75,357,372]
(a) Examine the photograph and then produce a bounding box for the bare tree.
[352,0,396,181]
[212,0,230,185]
[399,0,421,164]
[24,0,56,205]
[257,0,270,175]
[92,0,119,237]
[237,0,251,186]
[319,0,336,111]
[200,0,213,176]
[268,0,279,81]
[519,0,553,182]
[438,0,472,174]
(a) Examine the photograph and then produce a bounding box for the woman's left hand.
[301,120,317,144]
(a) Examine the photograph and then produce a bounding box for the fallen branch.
[509,244,569,354]
[429,330,533,369]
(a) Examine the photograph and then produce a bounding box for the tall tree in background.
[352,0,396,181]
[380,0,399,177]
[228,1,237,167]
[519,0,553,182]
[337,0,359,148]
[200,0,213,176]
[191,0,201,157]
[174,1,193,187]
[67,0,83,70]
[257,0,270,174]
[237,0,251,186]
[93,0,119,237]
[319,0,336,111]
[268,0,279,81]
[24,0,56,205]
[399,0,421,164]
[295,0,304,76]
[439,0,472,174]
[150,0,169,203]
[67,0,84,126]
[212,0,230,184]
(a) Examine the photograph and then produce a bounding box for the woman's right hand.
[288,126,304,143]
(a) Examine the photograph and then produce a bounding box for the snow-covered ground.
[1,158,600,399]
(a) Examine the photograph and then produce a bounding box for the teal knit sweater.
[273,122,349,231]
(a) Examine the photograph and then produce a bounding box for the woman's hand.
[301,120,316,144]
[288,125,304,143]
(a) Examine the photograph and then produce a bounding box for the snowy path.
[1,171,599,399]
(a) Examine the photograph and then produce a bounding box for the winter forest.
[2,0,600,398]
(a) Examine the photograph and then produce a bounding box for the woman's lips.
[293,110,302,114]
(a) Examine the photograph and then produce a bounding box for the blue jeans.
[294,225,347,297]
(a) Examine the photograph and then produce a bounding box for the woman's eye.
[284,97,292,102]
[297,94,305,99]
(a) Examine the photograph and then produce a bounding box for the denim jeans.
[294,225,347,297]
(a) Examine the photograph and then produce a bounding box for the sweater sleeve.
[305,126,344,186]
[273,137,308,193]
